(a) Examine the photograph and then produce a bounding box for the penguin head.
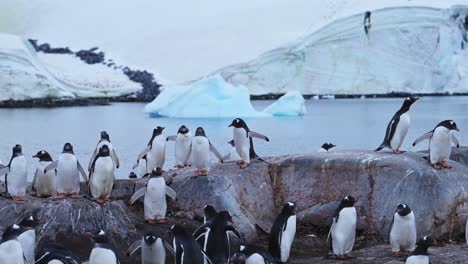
[401,96,419,110]
[62,143,74,154]
[204,205,218,220]
[416,235,434,248]
[341,196,358,207]
[170,224,188,237]
[150,167,163,178]
[12,144,22,156]
[228,118,246,129]
[228,252,246,264]
[437,120,460,131]
[227,140,235,147]
[98,144,111,156]
[100,131,110,141]
[85,229,110,244]
[281,202,296,216]
[2,224,23,242]
[396,203,412,216]
[178,125,189,135]
[19,214,42,229]
[33,150,53,162]
[216,211,233,223]
[143,232,157,245]
[195,127,206,137]
[321,142,336,151]
[154,126,165,135]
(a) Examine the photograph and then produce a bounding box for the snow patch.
[263,91,307,116]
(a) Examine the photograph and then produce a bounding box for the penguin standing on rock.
[136,126,166,172]
[318,143,336,152]
[389,203,416,256]
[127,232,173,264]
[375,97,419,154]
[413,120,460,170]
[405,236,434,264]
[18,214,42,264]
[89,144,115,203]
[167,125,192,168]
[328,196,358,259]
[187,127,223,176]
[170,224,210,264]
[0,224,25,264]
[88,131,120,170]
[32,150,56,197]
[229,118,269,169]
[44,143,88,198]
[268,202,296,263]
[0,144,28,200]
[85,229,119,264]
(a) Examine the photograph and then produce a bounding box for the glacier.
[0,33,141,101]
[216,5,468,95]
[263,91,307,116]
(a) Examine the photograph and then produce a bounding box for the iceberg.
[263,91,307,116]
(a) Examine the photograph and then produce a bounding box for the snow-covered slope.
[0,33,141,101]
[217,5,468,95]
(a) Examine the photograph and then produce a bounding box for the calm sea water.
[0,96,466,179]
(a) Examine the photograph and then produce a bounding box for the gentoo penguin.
[170,224,210,264]
[375,97,419,154]
[89,144,115,203]
[0,144,28,200]
[389,203,416,256]
[35,243,81,264]
[167,125,192,168]
[18,214,42,264]
[268,202,296,263]
[223,140,242,161]
[88,131,120,170]
[127,232,173,264]
[136,126,166,172]
[44,143,88,198]
[328,196,358,259]
[0,224,25,264]
[32,150,56,197]
[412,120,460,170]
[228,118,269,169]
[85,229,119,264]
[193,211,241,263]
[187,127,223,176]
[129,168,177,224]
[237,244,276,264]
[229,253,246,264]
[204,205,218,224]
[318,143,336,152]
[405,236,434,264]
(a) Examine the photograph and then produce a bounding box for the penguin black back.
[321,143,336,151]
[35,243,81,264]
[1,224,23,242]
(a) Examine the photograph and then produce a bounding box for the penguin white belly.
[430,128,451,164]
[35,161,56,197]
[90,157,115,199]
[175,134,192,166]
[229,147,241,161]
[191,137,210,171]
[280,215,296,262]
[390,113,410,150]
[233,128,250,163]
[18,229,35,264]
[89,248,117,264]
[8,156,28,196]
[57,153,80,194]
[332,208,357,256]
[147,136,166,171]
[0,240,24,264]
[48,260,64,264]
[466,217,468,246]
[246,253,264,264]
[390,212,416,252]
[405,255,429,264]
[144,177,167,220]
[142,238,166,264]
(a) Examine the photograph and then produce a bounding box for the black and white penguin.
[32,150,56,197]
[268,202,296,263]
[88,131,120,170]
[412,120,460,170]
[375,97,419,154]
[35,243,81,264]
[18,214,42,264]
[85,229,119,264]
[204,205,218,224]
[0,224,25,264]
[170,224,210,264]
[229,118,269,169]
[136,126,166,172]
[127,232,172,264]
[405,236,434,264]
[167,125,192,168]
[89,144,115,203]
[44,143,88,198]
[229,253,246,264]
[328,196,358,259]
[389,203,416,256]
[238,244,276,264]
[187,127,223,176]
[318,143,336,152]
[129,168,177,224]
[193,211,241,263]
[223,140,242,161]
[1,144,28,200]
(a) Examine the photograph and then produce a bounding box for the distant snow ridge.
[217,5,468,95]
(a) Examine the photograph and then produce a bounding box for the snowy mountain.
[216,5,468,95]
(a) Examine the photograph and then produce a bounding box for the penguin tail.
[373,142,389,152]
[373,146,384,152]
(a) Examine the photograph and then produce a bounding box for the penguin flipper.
[248,131,270,142]
[225,225,241,238]
[136,146,151,164]
[388,212,396,242]
[412,131,433,147]
[77,162,88,183]
[111,149,120,169]
[452,134,460,148]
[88,149,98,172]
[126,240,142,256]
[44,161,58,174]
[209,143,224,163]
[163,240,175,256]
[32,169,38,192]
[192,223,209,240]
[375,116,400,151]
[166,135,177,142]
[165,186,177,200]
[201,249,213,264]
[0,166,8,177]
[129,187,146,205]
[185,144,192,165]
[222,154,230,161]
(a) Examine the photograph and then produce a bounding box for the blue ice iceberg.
[263,91,307,116]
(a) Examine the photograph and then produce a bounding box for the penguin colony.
[0,97,461,263]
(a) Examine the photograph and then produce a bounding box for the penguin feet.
[441,161,452,169]
[146,220,156,224]
[157,219,167,224]
[201,170,208,176]
[393,149,405,154]
[70,193,79,198]
[96,198,106,204]
[239,162,249,169]
[344,254,353,259]
[11,195,26,201]
[194,170,200,177]
[393,252,401,257]
[176,165,184,169]
[336,255,346,260]
[56,193,66,199]
[432,163,442,170]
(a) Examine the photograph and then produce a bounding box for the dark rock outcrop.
[75,48,105,64]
